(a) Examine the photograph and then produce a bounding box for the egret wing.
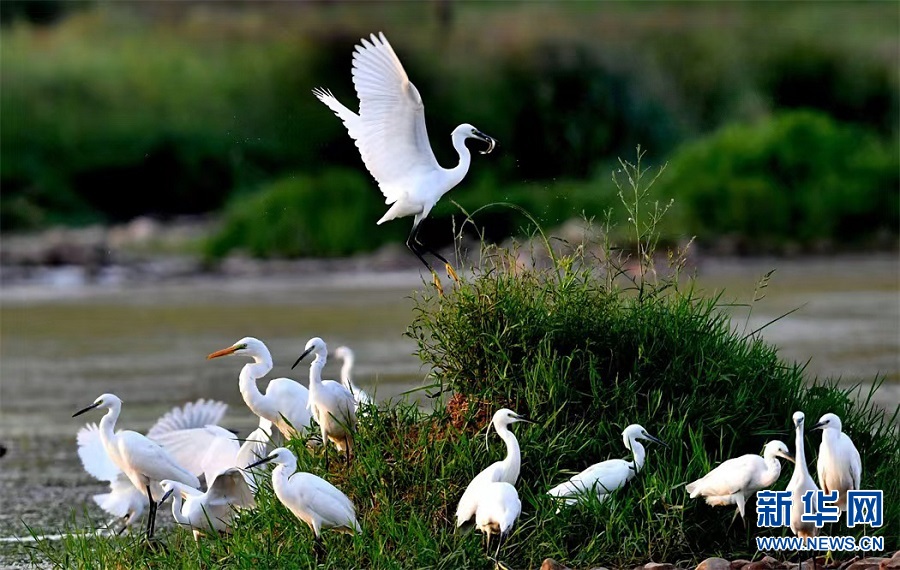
[349,32,440,199]
[550,459,631,499]
[117,431,199,488]
[152,425,238,480]
[265,378,313,435]
[687,455,758,498]
[94,472,146,518]
[455,463,502,525]
[297,474,359,532]
[207,468,256,510]
[147,399,228,439]
[77,423,120,482]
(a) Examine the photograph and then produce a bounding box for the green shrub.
[656,111,899,249]
[205,170,407,259]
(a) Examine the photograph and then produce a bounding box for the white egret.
[292,337,358,470]
[787,411,819,540]
[247,447,360,553]
[811,413,861,511]
[73,393,200,538]
[152,416,274,491]
[76,398,227,534]
[159,468,256,540]
[313,32,497,295]
[474,481,521,559]
[334,346,372,408]
[547,424,665,509]
[207,337,312,440]
[455,408,529,527]
[686,440,794,521]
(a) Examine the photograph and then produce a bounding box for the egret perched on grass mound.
[456,408,530,527]
[207,337,312,440]
[73,393,200,539]
[76,398,227,534]
[334,346,372,409]
[787,411,819,540]
[313,32,497,295]
[159,468,256,541]
[293,337,358,470]
[474,481,521,560]
[811,413,861,511]
[547,424,665,509]
[686,440,794,521]
[247,447,360,554]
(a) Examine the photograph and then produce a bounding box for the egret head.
[207,337,269,361]
[72,393,122,417]
[245,446,295,470]
[792,411,805,428]
[763,440,795,463]
[810,413,842,432]
[622,424,666,450]
[291,337,327,369]
[454,123,497,155]
[158,480,179,505]
[484,408,530,450]
[334,346,353,361]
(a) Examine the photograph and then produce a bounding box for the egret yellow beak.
[207,346,239,360]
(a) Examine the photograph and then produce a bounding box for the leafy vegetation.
[27,153,899,568]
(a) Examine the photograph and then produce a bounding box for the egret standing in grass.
[686,440,794,521]
[313,32,497,295]
[207,337,312,440]
[787,411,819,540]
[292,338,358,470]
[547,424,665,509]
[474,481,521,560]
[73,394,200,539]
[810,413,861,511]
[76,398,228,534]
[247,447,360,554]
[334,346,372,408]
[456,409,529,527]
[159,468,256,541]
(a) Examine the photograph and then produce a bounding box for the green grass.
[26,153,899,568]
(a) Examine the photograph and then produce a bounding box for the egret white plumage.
[73,393,200,539]
[787,411,819,540]
[334,346,372,408]
[686,440,794,521]
[547,424,665,509]
[152,416,274,491]
[247,447,360,552]
[207,337,312,440]
[313,32,497,295]
[76,398,228,533]
[455,408,529,527]
[159,468,256,540]
[811,413,861,511]
[292,337,358,470]
[474,481,521,559]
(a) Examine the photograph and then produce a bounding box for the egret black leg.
[494,531,505,560]
[145,485,156,539]
[313,534,325,560]
[407,225,444,295]
[412,224,459,282]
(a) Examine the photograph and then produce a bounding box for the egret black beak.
[809,421,826,431]
[512,414,534,424]
[72,402,101,418]
[246,455,276,470]
[291,346,315,370]
[474,130,497,155]
[159,488,174,506]
[642,433,668,448]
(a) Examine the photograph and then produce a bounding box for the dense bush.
[656,111,899,249]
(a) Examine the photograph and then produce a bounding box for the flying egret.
[787,411,819,540]
[313,32,498,295]
[73,393,200,539]
[207,337,313,440]
[247,447,360,553]
[547,424,665,509]
[686,440,794,521]
[159,468,256,541]
[76,398,228,534]
[810,413,861,511]
[333,346,372,408]
[474,481,521,560]
[455,408,530,527]
[292,337,358,470]
[152,416,274,491]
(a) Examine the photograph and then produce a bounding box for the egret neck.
[238,351,278,421]
[628,436,648,475]
[495,421,521,485]
[445,129,474,193]
[97,399,122,463]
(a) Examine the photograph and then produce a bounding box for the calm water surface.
[0,255,897,558]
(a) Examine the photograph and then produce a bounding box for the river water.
[0,254,897,562]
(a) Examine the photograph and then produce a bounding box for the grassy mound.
[30,157,898,569]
